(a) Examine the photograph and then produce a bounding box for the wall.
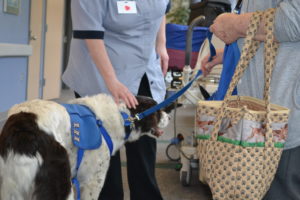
[0,0,31,114]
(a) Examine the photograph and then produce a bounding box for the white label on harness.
[117,1,137,14]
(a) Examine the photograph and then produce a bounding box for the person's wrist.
[233,13,253,39]
[104,75,118,86]
[156,42,166,53]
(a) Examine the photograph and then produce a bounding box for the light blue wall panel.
[0,57,27,112]
[0,0,30,44]
[0,0,30,112]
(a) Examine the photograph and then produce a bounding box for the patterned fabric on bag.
[196,9,290,200]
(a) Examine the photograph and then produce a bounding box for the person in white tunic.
[62,0,170,199]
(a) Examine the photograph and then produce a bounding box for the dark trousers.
[263,145,300,200]
[97,74,163,200]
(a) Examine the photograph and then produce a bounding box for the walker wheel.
[166,143,180,162]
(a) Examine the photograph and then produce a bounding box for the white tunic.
[63,0,170,103]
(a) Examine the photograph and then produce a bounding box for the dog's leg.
[77,149,110,200]
[79,168,108,200]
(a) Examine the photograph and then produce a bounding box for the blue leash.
[133,30,216,122]
[135,69,203,121]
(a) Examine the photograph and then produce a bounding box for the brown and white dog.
[0,94,170,200]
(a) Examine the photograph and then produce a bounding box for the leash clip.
[128,114,140,123]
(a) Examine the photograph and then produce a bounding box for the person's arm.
[210,12,268,44]
[155,16,169,75]
[211,1,300,44]
[71,0,137,108]
[202,12,265,76]
[273,1,300,42]
[85,39,138,108]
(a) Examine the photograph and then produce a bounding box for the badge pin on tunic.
[125,5,131,11]
[117,1,137,14]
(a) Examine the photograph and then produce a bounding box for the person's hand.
[210,13,242,44]
[201,49,224,76]
[106,78,138,109]
[156,45,169,75]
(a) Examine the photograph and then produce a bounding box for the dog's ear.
[199,85,211,100]
[163,102,182,114]
[128,96,161,134]
[132,96,182,114]
[129,96,157,114]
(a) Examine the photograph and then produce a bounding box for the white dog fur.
[0,93,169,200]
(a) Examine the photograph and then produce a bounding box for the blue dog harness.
[62,104,132,200]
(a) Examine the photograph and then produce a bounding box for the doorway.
[27,0,66,100]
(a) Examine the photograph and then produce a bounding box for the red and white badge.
[117,1,137,14]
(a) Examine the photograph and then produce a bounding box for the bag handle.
[262,8,279,147]
[210,11,263,141]
[210,9,279,148]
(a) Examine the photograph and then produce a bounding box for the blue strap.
[136,70,203,120]
[209,42,240,100]
[121,112,132,140]
[72,178,81,200]
[233,0,243,14]
[72,121,114,200]
[72,148,85,200]
[206,31,216,62]
[97,120,113,155]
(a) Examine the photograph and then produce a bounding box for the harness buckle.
[128,114,140,123]
[134,114,140,121]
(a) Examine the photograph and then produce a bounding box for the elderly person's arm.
[210,1,300,44]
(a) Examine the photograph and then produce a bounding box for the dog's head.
[127,96,170,141]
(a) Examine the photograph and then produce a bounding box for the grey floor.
[0,89,213,200]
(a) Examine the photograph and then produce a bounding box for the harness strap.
[71,111,132,200]
[72,148,84,200]
[97,119,113,155]
[121,112,132,140]
[72,121,114,200]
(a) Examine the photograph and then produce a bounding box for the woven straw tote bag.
[196,9,289,200]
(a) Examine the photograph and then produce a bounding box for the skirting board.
[0,43,32,57]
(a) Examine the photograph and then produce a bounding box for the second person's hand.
[201,48,224,76]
